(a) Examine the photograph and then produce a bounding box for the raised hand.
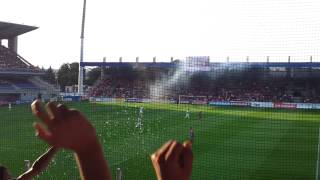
[31,100,97,153]
[151,140,193,180]
[31,100,112,180]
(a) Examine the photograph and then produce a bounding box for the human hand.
[151,140,193,180]
[17,147,58,180]
[31,100,98,153]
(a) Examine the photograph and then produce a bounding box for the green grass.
[0,102,319,179]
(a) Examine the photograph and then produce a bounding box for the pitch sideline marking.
[316,126,320,180]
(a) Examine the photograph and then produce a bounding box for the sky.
[1,0,320,69]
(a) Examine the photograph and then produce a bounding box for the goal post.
[178,95,208,105]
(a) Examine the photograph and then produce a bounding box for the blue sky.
[1,0,320,68]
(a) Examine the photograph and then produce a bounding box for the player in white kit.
[185,109,190,119]
[135,107,144,131]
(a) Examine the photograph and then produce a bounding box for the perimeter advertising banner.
[209,101,249,106]
[179,100,191,104]
[125,98,152,103]
[312,104,320,109]
[192,100,208,105]
[250,102,274,108]
[229,101,250,106]
[125,98,142,103]
[96,98,115,102]
[209,101,231,106]
[63,96,81,102]
[116,98,125,102]
[209,100,320,110]
[296,103,313,109]
[274,102,297,109]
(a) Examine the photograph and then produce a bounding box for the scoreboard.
[185,56,210,71]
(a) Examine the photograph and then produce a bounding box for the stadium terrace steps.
[29,77,59,93]
[0,84,14,90]
[0,45,29,69]
[0,79,41,91]
[0,81,17,92]
[10,83,19,90]
[0,45,44,75]
[15,82,39,89]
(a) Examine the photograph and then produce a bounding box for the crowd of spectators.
[0,45,41,72]
[89,78,149,99]
[89,75,320,103]
[180,79,320,103]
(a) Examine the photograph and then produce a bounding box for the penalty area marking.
[316,126,320,180]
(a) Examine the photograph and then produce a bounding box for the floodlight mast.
[78,0,86,95]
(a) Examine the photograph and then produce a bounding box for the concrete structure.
[0,21,38,53]
[0,21,59,103]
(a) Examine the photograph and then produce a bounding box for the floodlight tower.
[78,0,87,95]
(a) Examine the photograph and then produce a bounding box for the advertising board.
[250,102,274,108]
[192,100,208,105]
[209,101,231,106]
[229,101,250,106]
[274,102,297,109]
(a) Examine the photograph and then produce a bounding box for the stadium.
[1,7,320,180]
[0,22,59,105]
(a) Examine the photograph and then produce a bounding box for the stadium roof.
[0,21,38,39]
[80,61,320,68]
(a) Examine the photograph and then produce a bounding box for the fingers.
[151,140,174,163]
[151,140,193,180]
[166,141,183,162]
[57,104,69,115]
[158,140,174,156]
[152,140,190,164]
[183,140,192,149]
[31,100,51,125]
[33,122,53,144]
[182,140,193,173]
[46,102,61,120]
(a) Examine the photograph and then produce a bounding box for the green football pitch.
[0,102,320,179]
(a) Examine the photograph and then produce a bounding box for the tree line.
[44,62,151,91]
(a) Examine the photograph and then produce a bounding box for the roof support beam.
[8,36,17,53]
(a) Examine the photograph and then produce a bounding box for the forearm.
[17,147,57,180]
[75,139,112,180]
